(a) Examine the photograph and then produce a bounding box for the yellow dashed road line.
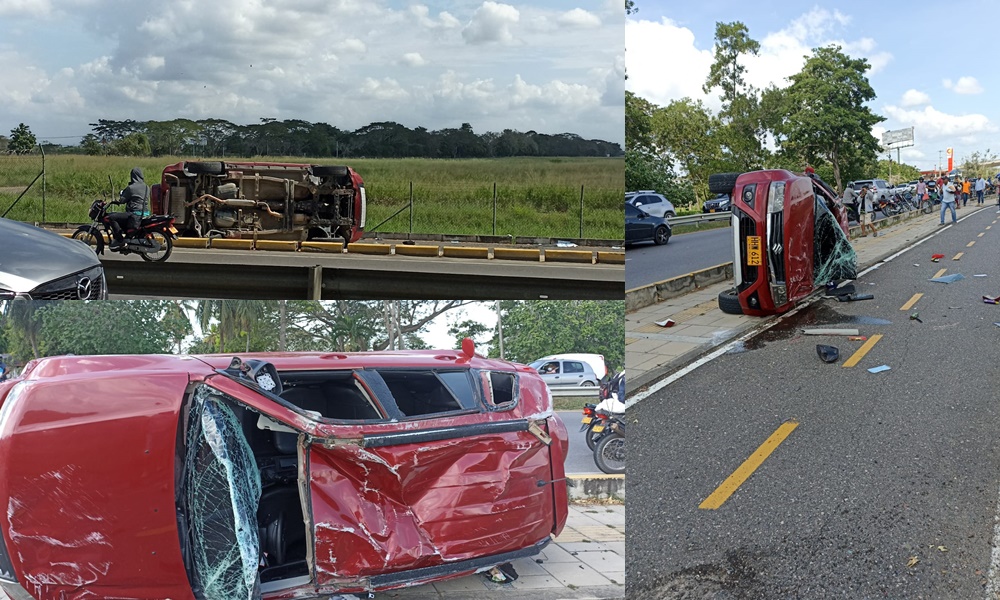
[699,420,799,510]
[900,293,923,311]
[933,268,948,278]
[953,252,964,260]
[978,232,985,238]
[968,241,976,247]
[843,334,884,368]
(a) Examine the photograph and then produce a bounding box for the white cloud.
[409,4,460,29]
[885,105,997,143]
[901,89,930,107]
[401,52,427,67]
[627,8,891,114]
[509,74,598,110]
[0,0,54,18]
[360,77,408,102]
[558,8,600,29]
[342,38,367,53]
[943,76,983,94]
[462,1,520,45]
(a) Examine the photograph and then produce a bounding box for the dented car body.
[727,169,856,316]
[0,347,567,600]
[151,161,366,242]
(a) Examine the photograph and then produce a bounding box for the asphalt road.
[625,226,733,290]
[556,410,600,475]
[627,207,1000,598]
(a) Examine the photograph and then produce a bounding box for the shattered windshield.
[813,197,857,285]
[183,384,262,600]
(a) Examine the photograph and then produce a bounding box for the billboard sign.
[882,127,914,147]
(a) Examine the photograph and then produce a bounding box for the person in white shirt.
[859,185,878,237]
[976,176,986,205]
[941,179,958,225]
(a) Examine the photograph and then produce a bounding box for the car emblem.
[76,277,93,300]
[771,243,783,255]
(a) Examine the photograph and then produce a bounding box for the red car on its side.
[151,161,366,243]
[0,342,567,599]
[710,169,857,316]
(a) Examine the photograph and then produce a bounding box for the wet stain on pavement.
[727,303,891,353]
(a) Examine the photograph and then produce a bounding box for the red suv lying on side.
[151,161,366,243]
[0,342,567,599]
[710,169,857,316]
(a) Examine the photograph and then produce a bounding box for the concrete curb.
[567,474,624,502]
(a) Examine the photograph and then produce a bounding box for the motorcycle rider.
[108,167,149,250]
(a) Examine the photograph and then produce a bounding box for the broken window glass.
[813,197,857,285]
[377,370,467,416]
[183,385,262,600]
[487,372,516,406]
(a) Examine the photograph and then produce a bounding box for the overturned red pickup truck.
[710,169,857,316]
[0,342,567,599]
[151,161,366,242]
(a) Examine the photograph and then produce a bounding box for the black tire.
[185,161,225,175]
[653,225,670,245]
[665,211,676,219]
[718,286,744,315]
[585,421,602,451]
[708,172,741,196]
[72,226,105,254]
[594,433,625,475]
[140,231,173,262]
[312,165,349,178]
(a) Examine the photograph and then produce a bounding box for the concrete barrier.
[626,262,733,312]
[442,246,490,259]
[568,474,624,501]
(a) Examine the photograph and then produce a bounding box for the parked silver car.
[0,218,108,300]
[529,357,599,387]
[626,191,676,219]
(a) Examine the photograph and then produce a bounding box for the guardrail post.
[308,265,323,300]
[408,182,413,239]
[493,182,497,236]
[580,185,585,238]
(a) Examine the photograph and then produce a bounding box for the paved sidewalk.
[379,502,625,599]
[627,205,995,392]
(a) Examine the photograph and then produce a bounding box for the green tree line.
[626,19,926,208]
[0,300,623,372]
[25,119,624,160]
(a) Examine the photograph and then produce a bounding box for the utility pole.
[939,150,943,177]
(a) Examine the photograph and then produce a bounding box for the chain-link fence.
[365,180,621,240]
[1,154,624,240]
[0,148,46,222]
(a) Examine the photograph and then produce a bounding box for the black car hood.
[0,219,102,293]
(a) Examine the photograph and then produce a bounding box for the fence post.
[408,181,413,240]
[40,145,46,223]
[579,185,585,239]
[493,182,497,236]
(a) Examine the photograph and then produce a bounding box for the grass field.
[0,154,623,239]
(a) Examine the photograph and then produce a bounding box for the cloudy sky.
[0,0,624,146]
[628,1,997,172]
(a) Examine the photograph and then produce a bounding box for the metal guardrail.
[549,387,601,398]
[668,212,732,226]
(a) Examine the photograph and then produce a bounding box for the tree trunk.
[279,300,287,352]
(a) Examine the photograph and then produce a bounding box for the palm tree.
[195,300,267,352]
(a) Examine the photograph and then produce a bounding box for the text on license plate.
[592,425,605,433]
[746,235,762,266]
[168,226,178,234]
[581,416,593,425]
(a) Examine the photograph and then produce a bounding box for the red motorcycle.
[72,200,178,262]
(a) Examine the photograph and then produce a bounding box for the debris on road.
[868,365,891,374]
[929,273,965,284]
[931,253,945,262]
[802,328,861,336]
[909,313,923,323]
[907,556,920,568]
[836,293,874,302]
[816,345,840,363]
[847,336,868,341]
[984,295,1000,305]
[556,241,578,248]
[974,274,988,277]
[655,319,676,327]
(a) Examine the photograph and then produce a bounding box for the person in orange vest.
[962,177,971,207]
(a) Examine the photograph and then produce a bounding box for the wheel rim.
[655,227,668,244]
[144,232,168,260]
[74,230,102,252]
[600,437,626,470]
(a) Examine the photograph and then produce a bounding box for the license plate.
[710,209,716,213]
[168,226,178,234]
[581,416,593,425]
[592,424,605,433]
[746,235,762,266]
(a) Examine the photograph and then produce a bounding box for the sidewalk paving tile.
[542,559,615,587]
